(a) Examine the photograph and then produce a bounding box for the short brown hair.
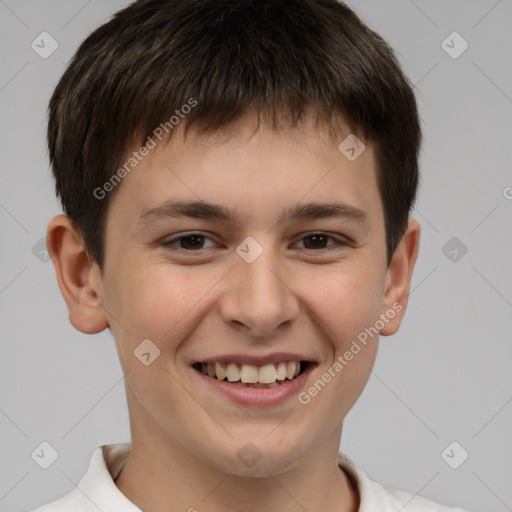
[48,0,421,269]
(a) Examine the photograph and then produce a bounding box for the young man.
[32,0,470,510]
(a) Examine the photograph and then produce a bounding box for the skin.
[47,110,420,512]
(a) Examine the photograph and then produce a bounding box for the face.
[90,112,400,475]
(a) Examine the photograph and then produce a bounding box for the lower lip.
[192,365,315,406]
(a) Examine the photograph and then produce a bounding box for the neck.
[115,428,359,512]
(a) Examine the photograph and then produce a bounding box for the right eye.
[161,232,218,252]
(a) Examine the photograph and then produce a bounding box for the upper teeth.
[199,361,302,383]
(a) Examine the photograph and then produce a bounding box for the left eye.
[293,233,346,250]
[162,232,347,252]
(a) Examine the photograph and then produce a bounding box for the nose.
[218,244,300,338]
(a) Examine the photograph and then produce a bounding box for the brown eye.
[162,233,216,251]
[302,234,330,249]
[180,235,204,250]
[295,233,348,250]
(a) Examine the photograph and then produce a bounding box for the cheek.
[299,261,384,347]
[109,262,223,348]
[299,269,381,416]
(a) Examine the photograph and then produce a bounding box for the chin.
[201,431,311,477]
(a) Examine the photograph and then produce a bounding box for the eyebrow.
[137,199,369,227]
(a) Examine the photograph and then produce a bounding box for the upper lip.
[192,352,316,366]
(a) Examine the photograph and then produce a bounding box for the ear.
[46,215,109,334]
[379,217,421,336]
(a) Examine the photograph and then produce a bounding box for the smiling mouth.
[192,361,311,388]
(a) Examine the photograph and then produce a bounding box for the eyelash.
[161,232,350,253]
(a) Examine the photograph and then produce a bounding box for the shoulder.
[27,443,137,512]
[338,452,472,512]
[379,483,471,512]
[26,488,93,512]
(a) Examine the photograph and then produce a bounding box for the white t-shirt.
[29,443,471,512]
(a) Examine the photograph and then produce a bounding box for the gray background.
[0,1,511,511]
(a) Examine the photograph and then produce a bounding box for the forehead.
[178,108,361,150]
[106,110,381,232]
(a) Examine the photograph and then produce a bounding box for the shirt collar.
[338,451,389,510]
[73,443,140,511]
[77,443,385,511]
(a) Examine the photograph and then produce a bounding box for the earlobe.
[46,215,109,334]
[379,217,421,336]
